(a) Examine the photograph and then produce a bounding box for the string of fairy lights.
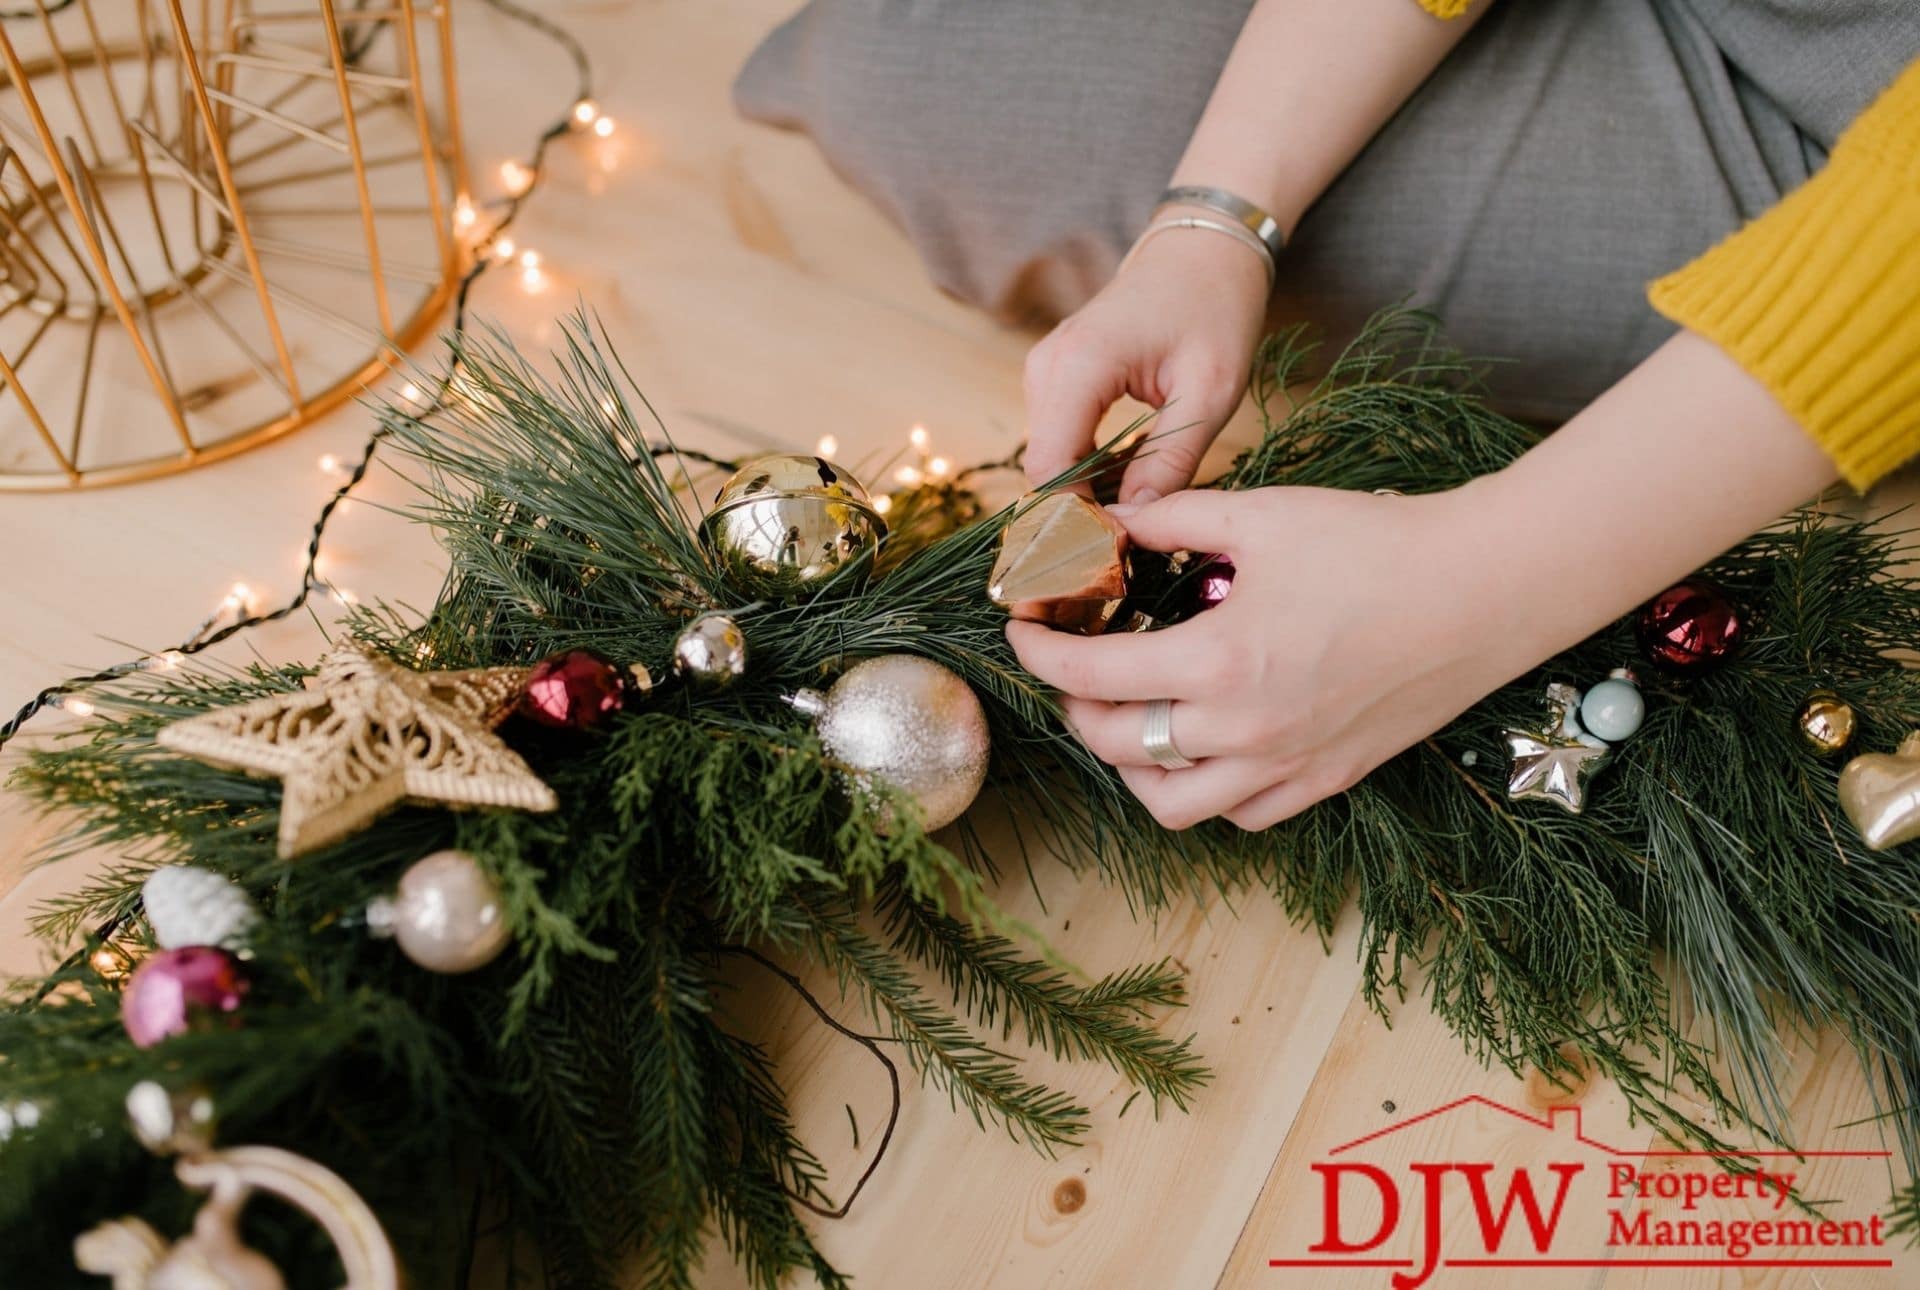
[0,0,601,747]
[2,0,1036,1232]
[0,0,1009,749]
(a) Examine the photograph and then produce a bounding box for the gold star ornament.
[158,643,558,859]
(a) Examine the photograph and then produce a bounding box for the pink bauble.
[121,946,249,1049]
[519,648,627,730]
[1194,554,1235,612]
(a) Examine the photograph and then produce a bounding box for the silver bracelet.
[1120,216,1275,289]
[1157,185,1287,263]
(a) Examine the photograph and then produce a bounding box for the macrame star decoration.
[158,643,557,859]
[1503,683,1612,816]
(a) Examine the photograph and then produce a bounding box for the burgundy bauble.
[1193,554,1235,613]
[519,648,627,730]
[1635,579,1743,673]
[121,946,249,1049]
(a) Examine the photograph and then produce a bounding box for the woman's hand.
[1006,482,1537,830]
[1006,331,1839,833]
[1022,228,1269,505]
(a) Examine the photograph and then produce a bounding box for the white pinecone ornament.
[142,866,259,951]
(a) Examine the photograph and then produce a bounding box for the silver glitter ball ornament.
[699,454,885,594]
[672,612,749,689]
[143,866,259,951]
[367,850,511,974]
[791,655,990,832]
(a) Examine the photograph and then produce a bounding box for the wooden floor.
[2,2,1914,1286]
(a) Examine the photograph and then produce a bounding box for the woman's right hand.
[1021,227,1270,504]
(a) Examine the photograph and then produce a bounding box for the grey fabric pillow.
[735,0,1254,326]
[733,0,1914,420]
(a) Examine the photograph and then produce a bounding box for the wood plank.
[1,4,1915,1289]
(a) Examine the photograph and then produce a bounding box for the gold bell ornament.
[699,454,886,594]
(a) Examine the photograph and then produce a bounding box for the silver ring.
[1141,699,1195,770]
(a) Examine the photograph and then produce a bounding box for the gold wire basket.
[0,0,466,490]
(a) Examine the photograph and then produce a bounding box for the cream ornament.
[157,644,557,860]
[1838,731,1920,850]
[75,1084,398,1290]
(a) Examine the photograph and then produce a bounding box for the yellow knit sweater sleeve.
[1649,59,1920,490]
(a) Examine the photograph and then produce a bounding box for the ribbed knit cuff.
[1648,61,1920,491]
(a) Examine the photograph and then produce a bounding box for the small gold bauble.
[699,454,885,594]
[673,612,749,688]
[1796,689,1857,755]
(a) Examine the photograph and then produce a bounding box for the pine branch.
[799,896,1090,1153]
[875,877,1209,1110]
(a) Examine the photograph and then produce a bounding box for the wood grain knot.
[1524,1044,1593,1108]
[1051,1178,1086,1214]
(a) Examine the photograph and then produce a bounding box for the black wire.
[0,0,75,21]
[0,0,592,752]
[719,945,902,1221]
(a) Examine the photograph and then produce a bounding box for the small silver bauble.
[672,612,749,689]
[367,850,511,974]
[790,655,990,832]
[143,866,259,952]
[698,453,886,594]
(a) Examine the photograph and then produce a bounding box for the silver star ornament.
[1503,684,1611,815]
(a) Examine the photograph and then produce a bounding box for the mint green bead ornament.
[1579,669,1645,744]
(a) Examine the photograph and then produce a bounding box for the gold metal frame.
[0,0,465,490]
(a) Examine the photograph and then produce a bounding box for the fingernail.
[1106,503,1139,517]
[1129,487,1161,505]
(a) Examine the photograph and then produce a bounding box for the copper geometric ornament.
[0,0,467,490]
[157,643,555,859]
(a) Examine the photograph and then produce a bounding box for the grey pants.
[735,0,1918,421]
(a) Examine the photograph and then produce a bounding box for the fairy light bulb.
[518,250,541,270]
[592,116,615,139]
[928,456,951,479]
[401,382,423,404]
[894,465,922,486]
[63,696,96,718]
[454,196,477,231]
[223,582,255,613]
[317,451,344,476]
[816,434,839,458]
[493,236,517,263]
[150,650,186,672]
[909,425,931,453]
[874,494,893,516]
[499,160,533,195]
[572,98,599,126]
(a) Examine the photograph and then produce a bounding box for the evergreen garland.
[2,310,1916,1286]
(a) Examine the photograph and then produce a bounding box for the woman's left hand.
[1006,481,1536,830]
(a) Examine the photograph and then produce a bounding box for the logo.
[1269,1095,1895,1287]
